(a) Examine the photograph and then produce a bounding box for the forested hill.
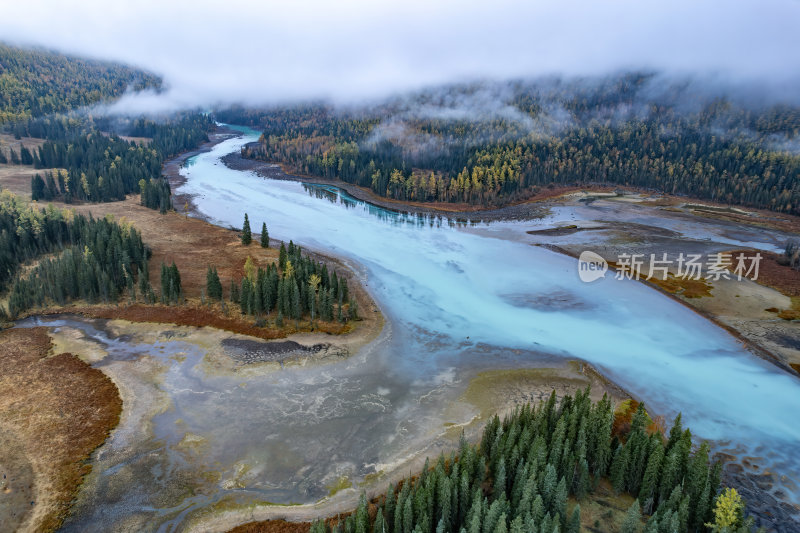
[0,41,161,123]
[222,73,800,215]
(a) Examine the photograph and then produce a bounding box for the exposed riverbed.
[20,125,800,531]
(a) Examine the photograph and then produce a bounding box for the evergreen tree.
[279,242,288,270]
[621,500,642,533]
[206,266,222,300]
[261,222,269,248]
[241,213,252,245]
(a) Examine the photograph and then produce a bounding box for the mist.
[2,0,799,113]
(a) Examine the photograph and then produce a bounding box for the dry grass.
[28,196,378,339]
[578,479,641,533]
[722,250,800,321]
[0,164,41,198]
[726,250,800,298]
[0,328,121,532]
[645,272,713,299]
[0,133,45,160]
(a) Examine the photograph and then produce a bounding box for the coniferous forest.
[0,41,161,124]
[26,113,214,204]
[0,191,150,318]
[228,238,356,324]
[310,390,756,533]
[222,74,800,214]
[0,42,214,209]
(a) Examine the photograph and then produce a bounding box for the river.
[29,125,800,531]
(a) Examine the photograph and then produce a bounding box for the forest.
[0,42,213,208]
[0,191,151,318]
[222,74,800,214]
[224,217,357,324]
[308,390,756,533]
[22,113,214,204]
[0,41,161,124]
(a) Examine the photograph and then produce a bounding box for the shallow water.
[182,126,800,443]
[28,125,800,530]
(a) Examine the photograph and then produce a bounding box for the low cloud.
[2,0,799,113]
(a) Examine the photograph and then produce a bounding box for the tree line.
[199,214,357,325]
[226,243,355,324]
[225,74,800,215]
[0,41,161,124]
[309,389,758,533]
[24,113,213,206]
[0,192,150,318]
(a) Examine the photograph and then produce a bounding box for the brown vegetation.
[229,519,312,533]
[28,196,377,339]
[0,328,122,532]
[727,250,800,298]
[645,272,713,299]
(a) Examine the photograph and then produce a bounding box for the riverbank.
[182,361,631,533]
[222,150,554,222]
[0,327,121,533]
[224,144,800,376]
[223,146,800,234]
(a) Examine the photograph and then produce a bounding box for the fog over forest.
[2,0,799,112]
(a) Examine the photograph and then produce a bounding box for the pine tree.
[206,266,222,300]
[355,492,369,533]
[241,213,252,245]
[610,445,630,494]
[621,500,641,533]
[638,438,664,513]
[375,510,387,533]
[552,478,567,526]
[261,222,269,248]
[279,242,288,270]
[566,505,580,533]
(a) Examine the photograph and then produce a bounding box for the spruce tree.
[206,266,222,300]
[279,242,288,270]
[261,222,269,248]
[241,213,252,245]
[621,499,641,533]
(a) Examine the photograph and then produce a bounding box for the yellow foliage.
[707,488,745,531]
[244,256,256,281]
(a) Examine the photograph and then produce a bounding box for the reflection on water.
[19,124,800,529]
[180,128,800,503]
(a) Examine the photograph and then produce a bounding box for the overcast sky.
[2,0,799,110]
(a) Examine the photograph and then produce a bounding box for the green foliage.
[206,266,222,300]
[160,261,182,304]
[234,242,355,323]
[241,213,252,245]
[26,113,213,206]
[311,389,752,533]
[707,488,758,533]
[224,75,800,214]
[139,178,172,213]
[0,41,161,124]
[0,193,150,317]
[261,222,269,248]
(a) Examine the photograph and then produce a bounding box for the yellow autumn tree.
[707,488,745,532]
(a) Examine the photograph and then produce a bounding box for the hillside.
[0,41,161,123]
[220,74,800,215]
